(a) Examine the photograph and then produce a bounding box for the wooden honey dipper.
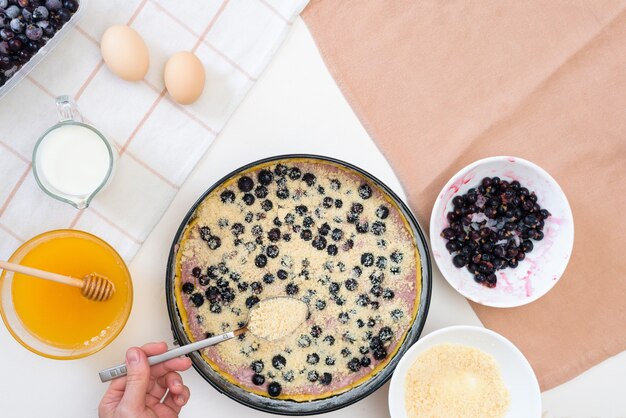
[0,260,115,302]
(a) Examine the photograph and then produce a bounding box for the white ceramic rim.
[429,156,574,308]
[388,325,541,418]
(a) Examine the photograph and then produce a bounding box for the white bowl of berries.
[430,156,574,307]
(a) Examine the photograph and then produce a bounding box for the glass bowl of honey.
[0,230,133,359]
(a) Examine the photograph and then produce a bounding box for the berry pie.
[174,158,422,401]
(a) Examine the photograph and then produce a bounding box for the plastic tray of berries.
[440,176,551,288]
[0,0,84,98]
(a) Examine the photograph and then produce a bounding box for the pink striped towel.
[0,0,308,260]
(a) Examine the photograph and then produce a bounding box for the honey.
[9,230,132,350]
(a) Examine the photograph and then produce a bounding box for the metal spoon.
[99,296,308,382]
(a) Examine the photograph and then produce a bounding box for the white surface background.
[1,18,625,418]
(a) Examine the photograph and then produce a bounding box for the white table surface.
[1,18,625,418]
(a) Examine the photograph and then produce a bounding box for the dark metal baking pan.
[165,154,432,415]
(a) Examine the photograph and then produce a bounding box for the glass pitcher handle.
[56,95,83,122]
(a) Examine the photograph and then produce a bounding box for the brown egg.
[164,52,205,105]
[100,25,149,81]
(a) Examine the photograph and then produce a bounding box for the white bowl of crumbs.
[389,326,540,418]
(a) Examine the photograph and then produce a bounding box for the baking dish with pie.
[165,155,431,415]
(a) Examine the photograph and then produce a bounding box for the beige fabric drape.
[303,0,626,390]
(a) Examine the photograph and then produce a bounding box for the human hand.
[99,342,193,418]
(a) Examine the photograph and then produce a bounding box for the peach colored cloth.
[303,0,626,390]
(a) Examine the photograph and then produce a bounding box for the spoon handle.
[0,260,84,288]
[98,329,243,382]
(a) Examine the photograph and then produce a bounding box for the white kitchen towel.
[0,0,308,260]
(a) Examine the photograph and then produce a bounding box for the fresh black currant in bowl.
[440,176,550,288]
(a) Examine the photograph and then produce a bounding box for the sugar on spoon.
[0,260,115,302]
[99,296,309,382]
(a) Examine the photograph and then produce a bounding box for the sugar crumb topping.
[405,343,510,418]
[248,297,308,341]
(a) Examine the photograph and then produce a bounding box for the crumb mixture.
[175,158,421,400]
[404,344,510,418]
[248,297,308,342]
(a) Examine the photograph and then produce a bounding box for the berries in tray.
[0,0,79,87]
[441,176,550,288]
